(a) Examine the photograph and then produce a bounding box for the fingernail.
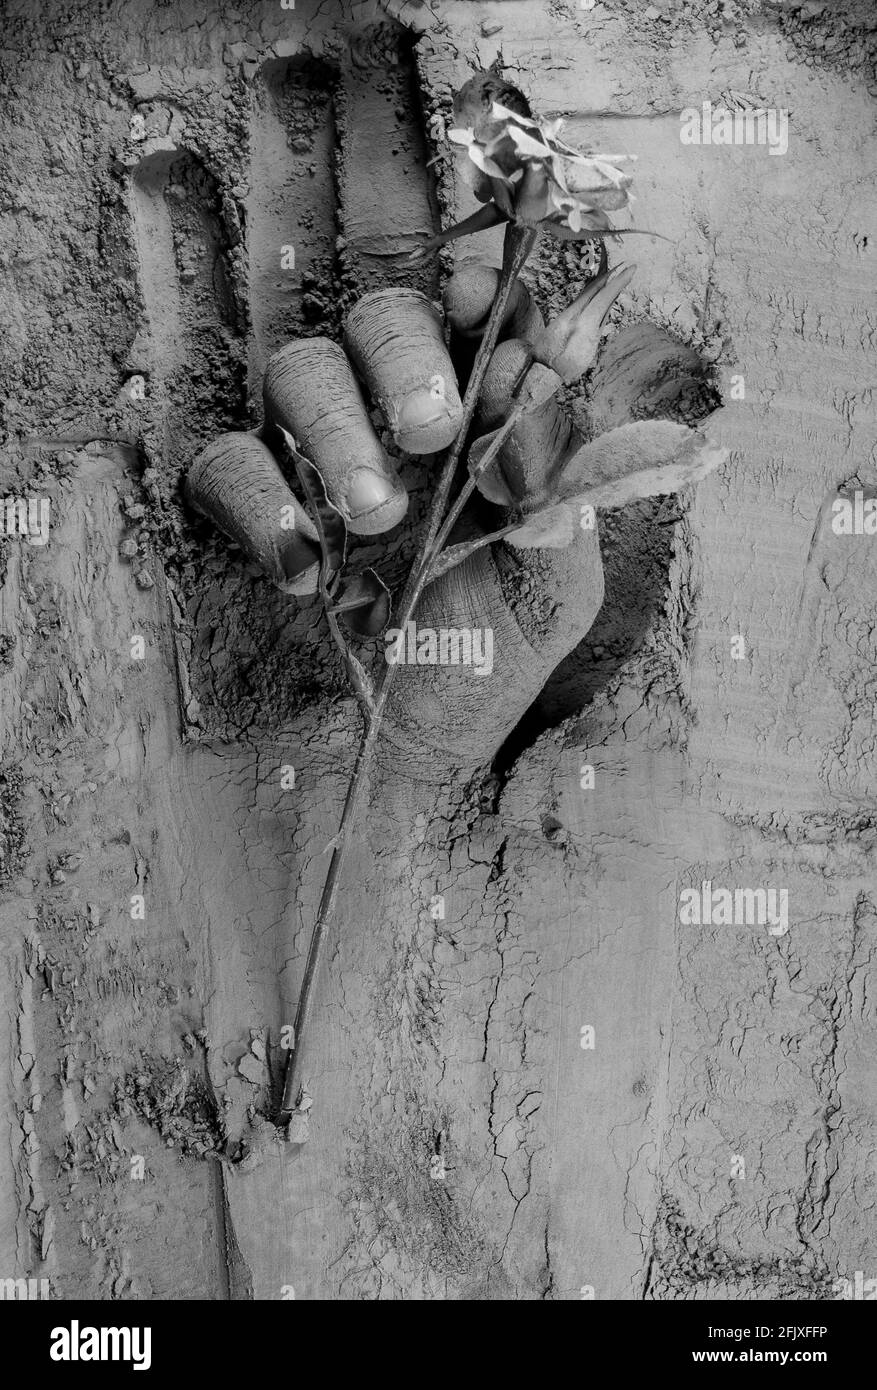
[345,467,397,513]
[344,288,463,455]
[343,468,408,533]
[395,391,461,454]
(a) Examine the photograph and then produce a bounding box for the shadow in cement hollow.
[493,317,721,777]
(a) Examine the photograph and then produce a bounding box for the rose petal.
[562,160,625,194]
[541,209,611,240]
[515,164,552,224]
[577,186,631,212]
[447,91,638,240]
[469,144,512,181]
[490,100,538,129]
[507,126,554,159]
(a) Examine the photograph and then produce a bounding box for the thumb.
[377,538,604,784]
[377,497,603,786]
[378,414,724,786]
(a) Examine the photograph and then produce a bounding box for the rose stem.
[279,222,538,1125]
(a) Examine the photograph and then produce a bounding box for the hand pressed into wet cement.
[187,255,725,782]
[181,64,727,786]
[149,53,731,1130]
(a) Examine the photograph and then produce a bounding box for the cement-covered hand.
[376,261,726,779]
[185,255,724,781]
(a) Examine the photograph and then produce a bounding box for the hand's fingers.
[344,288,463,454]
[443,262,543,347]
[262,337,408,537]
[476,337,574,504]
[468,257,641,503]
[452,259,634,505]
[185,433,321,594]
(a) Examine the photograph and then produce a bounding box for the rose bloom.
[449,100,634,241]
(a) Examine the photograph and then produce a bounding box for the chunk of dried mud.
[343,1115,486,1286]
[116,1059,225,1158]
[0,762,26,887]
[646,1198,838,1299]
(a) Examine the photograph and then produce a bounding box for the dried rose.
[448,82,634,241]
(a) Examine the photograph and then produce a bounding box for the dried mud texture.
[0,764,26,888]
[1,0,876,1301]
[248,56,340,376]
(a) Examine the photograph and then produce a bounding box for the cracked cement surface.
[1,0,875,1299]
